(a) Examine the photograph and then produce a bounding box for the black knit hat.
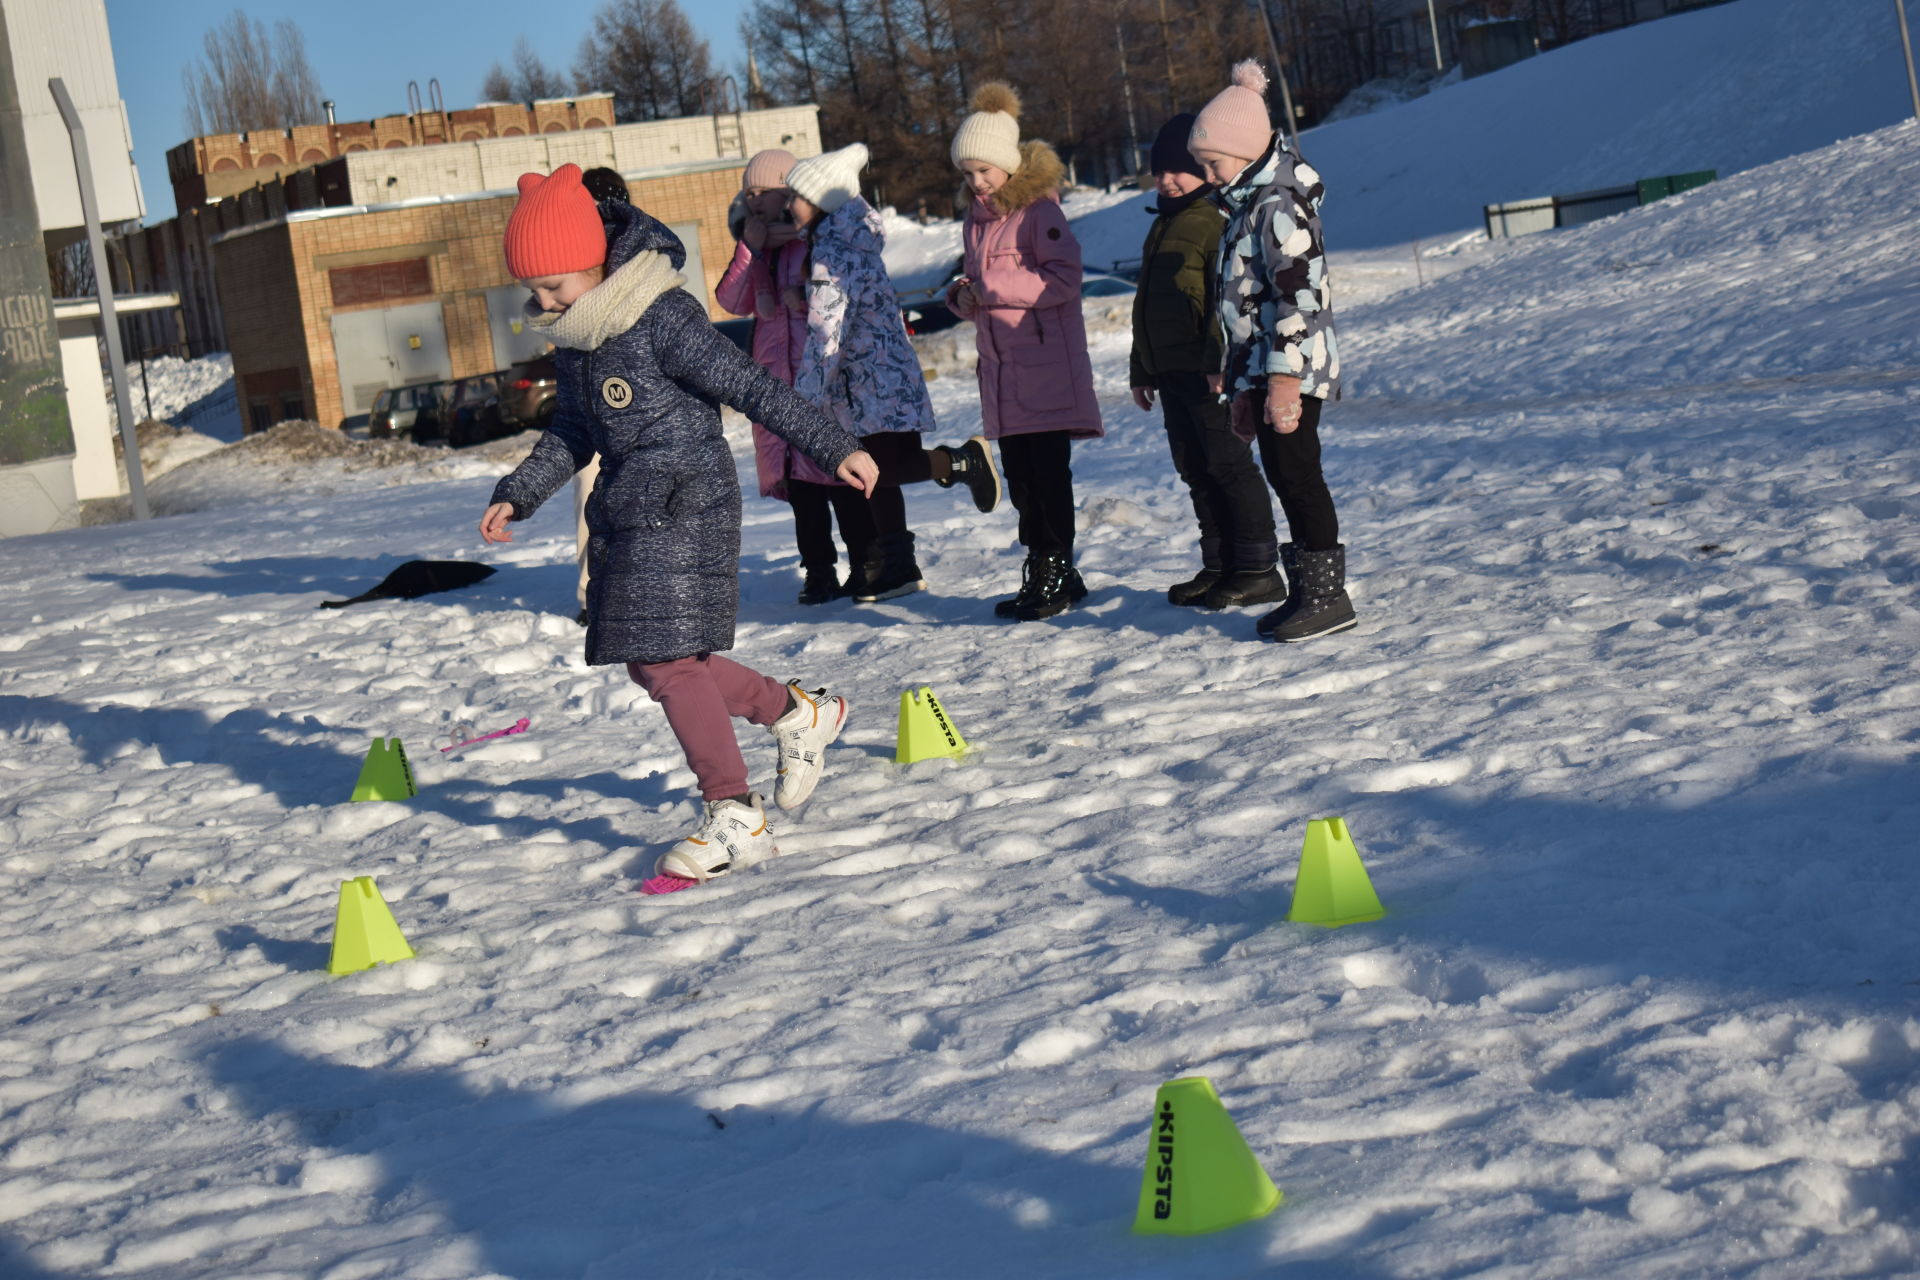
[1149,113,1205,179]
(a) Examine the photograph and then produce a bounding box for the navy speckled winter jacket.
[490,202,864,666]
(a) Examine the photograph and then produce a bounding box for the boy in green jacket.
[1130,112,1281,610]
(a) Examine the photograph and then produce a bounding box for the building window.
[255,152,282,167]
[279,391,307,421]
[212,156,240,171]
[302,147,329,162]
[248,399,275,433]
[329,258,433,307]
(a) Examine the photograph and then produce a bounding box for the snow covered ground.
[4,97,1919,1280]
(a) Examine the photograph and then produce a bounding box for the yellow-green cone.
[1133,1076,1282,1235]
[1286,817,1384,927]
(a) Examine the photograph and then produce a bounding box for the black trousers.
[1252,394,1340,552]
[1159,371,1276,563]
[787,430,924,570]
[789,479,878,571]
[999,429,1076,556]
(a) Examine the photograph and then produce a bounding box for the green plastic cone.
[327,876,416,975]
[895,687,968,764]
[1286,817,1384,927]
[350,738,418,802]
[1133,1076,1282,1235]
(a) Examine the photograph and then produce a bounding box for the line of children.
[478,65,1356,884]
[719,146,1000,606]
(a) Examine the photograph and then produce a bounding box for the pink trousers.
[626,654,791,800]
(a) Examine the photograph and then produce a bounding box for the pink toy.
[639,874,701,896]
[438,717,531,754]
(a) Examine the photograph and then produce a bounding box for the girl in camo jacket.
[1189,60,1356,643]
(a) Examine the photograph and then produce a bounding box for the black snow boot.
[1262,544,1356,643]
[1167,538,1224,607]
[854,531,926,602]
[934,436,1002,514]
[1012,553,1083,621]
[796,566,842,605]
[1204,539,1286,609]
[1255,543,1303,638]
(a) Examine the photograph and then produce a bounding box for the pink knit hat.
[1189,61,1274,163]
[503,163,605,278]
[742,149,797,190]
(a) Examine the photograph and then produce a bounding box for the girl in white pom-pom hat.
[946,83,1105,622]
[1188,59,1357,643]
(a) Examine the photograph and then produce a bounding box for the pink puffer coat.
[947,141,1103,442]
[715,238,838,495]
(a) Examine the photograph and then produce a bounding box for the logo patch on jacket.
[601,377,633,409]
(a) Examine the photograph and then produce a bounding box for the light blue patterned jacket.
[1213,136,1342,401]
[796,197,938,437]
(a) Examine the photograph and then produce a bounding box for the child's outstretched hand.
[479,502,516,543]
[1131,386,1155,412]
[1267,377,1304,434]
[837,450,880,497]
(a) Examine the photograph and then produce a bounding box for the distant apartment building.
[115,99,822,431]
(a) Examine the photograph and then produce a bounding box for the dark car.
[444,373,506,448]
[368,381,453,441]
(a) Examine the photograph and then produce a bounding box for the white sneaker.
[656,793,776,881]
[769,684,848,810]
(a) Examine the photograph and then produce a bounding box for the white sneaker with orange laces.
[655,793,776,882]
[769,684,848,810]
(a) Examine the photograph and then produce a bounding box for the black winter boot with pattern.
[797,566,842,605]
[1262,544,1356,642]
[934,436,1002,514]
[1256,543,1302,637]
[1012,552,1084,621]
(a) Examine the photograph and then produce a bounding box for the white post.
[1427,0,1445,71]
[49,76,147,520]
[1897,0,1920,120]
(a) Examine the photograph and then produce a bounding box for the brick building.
[115,101,822,431]
[166,93,618,213]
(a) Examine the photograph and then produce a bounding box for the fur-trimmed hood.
[976,139,1066,217]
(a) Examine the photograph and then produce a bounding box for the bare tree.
[482,35,573,103]
[574,0,716,122]
[181,10,326,137]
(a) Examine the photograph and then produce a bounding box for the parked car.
[1080,270,1138,298]
[443,373,506,448]
[368,381,450,440]
[486,355,559,434]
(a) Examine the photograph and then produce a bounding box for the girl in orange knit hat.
[478,163,880,892]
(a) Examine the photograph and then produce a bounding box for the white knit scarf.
[525,250,687,352]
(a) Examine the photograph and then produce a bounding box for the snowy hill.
[1066,0,1920,256]
[1,117,1917,1280]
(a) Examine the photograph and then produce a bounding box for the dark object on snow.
[319,561,496,609]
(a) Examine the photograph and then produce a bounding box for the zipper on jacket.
[1036,312,1046,343]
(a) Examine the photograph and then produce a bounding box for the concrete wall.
[0,0,142,230]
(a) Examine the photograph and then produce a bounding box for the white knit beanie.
[786,143,868,214]
[950,83,1022,173]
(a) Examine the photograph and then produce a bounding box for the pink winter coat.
[946,144,1103,442]
[715,237,837,495]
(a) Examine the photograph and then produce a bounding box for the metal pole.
[49,77,147,520]
[1897,0,1920,120]
[1256,0,1302,153]
[1428,0,1446,72]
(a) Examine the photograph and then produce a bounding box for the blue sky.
[105,0,754,222]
